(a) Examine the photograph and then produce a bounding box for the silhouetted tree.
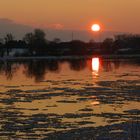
[0,38,4,44]
[102,38,114,54]
[4,33,14,43]
[70,40,87,55]
[33,29,47,55]
[34,29,46,41]
[23,33,34,45]
[0,39,4,57]
[114,34,140,54]
[4,33,15,56]
[23,29,47,55]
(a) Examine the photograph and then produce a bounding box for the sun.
[91,24,100,32]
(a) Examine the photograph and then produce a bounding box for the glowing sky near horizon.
[0,0,140,32]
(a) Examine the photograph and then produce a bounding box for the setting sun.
[91,24,100,32]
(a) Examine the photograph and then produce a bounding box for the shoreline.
[0,55,140,60]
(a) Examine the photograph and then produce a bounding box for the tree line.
[0,28,140,57]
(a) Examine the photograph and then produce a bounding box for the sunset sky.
[0,0,140,33]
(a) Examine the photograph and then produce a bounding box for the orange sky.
[0,0,140,33]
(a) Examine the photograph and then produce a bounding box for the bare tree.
[4,33,14,43]
[23,33,34,45]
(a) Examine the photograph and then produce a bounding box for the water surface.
[0,58,140,139]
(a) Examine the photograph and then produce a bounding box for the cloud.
[48,23,64,30]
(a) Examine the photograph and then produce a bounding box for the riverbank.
[0,55,140,61]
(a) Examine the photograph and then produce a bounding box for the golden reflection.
[90,95,100,106]
[92,58,100,76]
[91,101,100,106]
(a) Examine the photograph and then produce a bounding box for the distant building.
[8,47,29,56]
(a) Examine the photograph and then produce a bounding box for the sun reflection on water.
[92,58,100,77]
[90,95,100,106]
[91,101,100,106]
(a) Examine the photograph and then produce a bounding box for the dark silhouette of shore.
[0,29,140,57]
